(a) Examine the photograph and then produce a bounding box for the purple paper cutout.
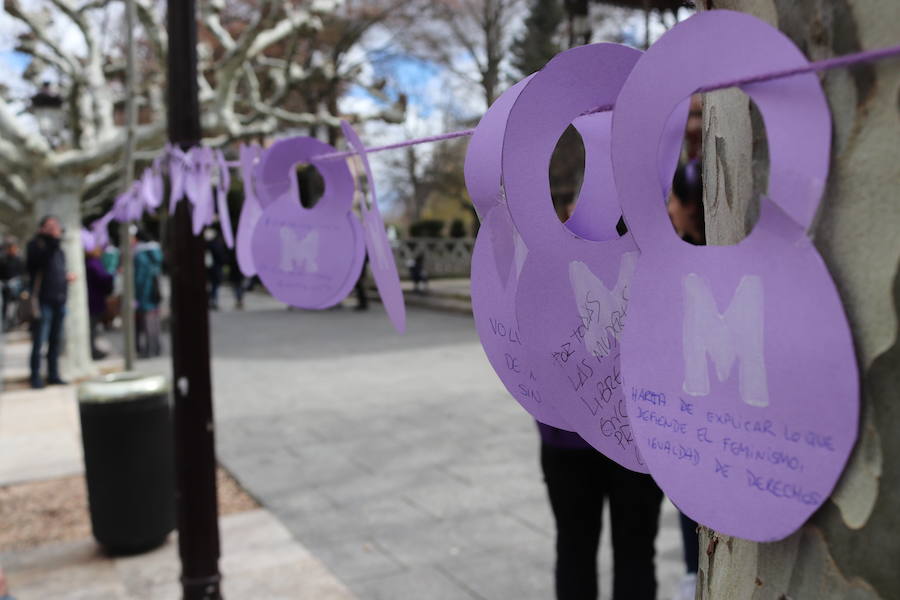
[81,228,96,252]
[215,149,235,249]
[465,75,535,221]
[140,163,163,211]
[502,43,675,471]
[468,50,687,435]
[469,75,575,430]
[236,145,263,276]
[186,147,216,235]
[91,213,113,249]
[252,136,365,309]
[111,182,145,223]
[611,10,856,541]
[562,113,620,241]
[168,144,188,213]
[340,121,407,333]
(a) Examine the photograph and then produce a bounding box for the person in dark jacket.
[0,238,25,331]
[205,228,227,310]
[83,231,113,360]
[26,215,73,388]
[133,229,164,357]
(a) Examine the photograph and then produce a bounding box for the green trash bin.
[78,372,176,554]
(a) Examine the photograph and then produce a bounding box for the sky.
[0,2,690,218]
[335,7,687,219]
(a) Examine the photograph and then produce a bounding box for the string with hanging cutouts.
[308,43,900,162]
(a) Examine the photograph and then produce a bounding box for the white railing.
[392,238,475,279]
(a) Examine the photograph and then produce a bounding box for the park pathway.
[142,290,686,600]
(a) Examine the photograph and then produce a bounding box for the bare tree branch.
[0,96,51,160]
[0,171,28,206]
[201,0,236,53]
[4,0,80,74]
[51,120,167,171]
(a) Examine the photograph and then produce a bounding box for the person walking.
[26,216,73,388]
[353,255,369,311]
[0,238,25,331]
[83,231,113,360]
[205,228,227,310]
[227,249,245,310]
[539,423,663,600]
[133,229,163,357]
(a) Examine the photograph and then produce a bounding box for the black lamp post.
[30,82,66,148]
[166,2,223,598]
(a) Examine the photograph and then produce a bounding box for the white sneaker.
[672,573,697,600]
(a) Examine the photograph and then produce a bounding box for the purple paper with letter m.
[613,10,858,542]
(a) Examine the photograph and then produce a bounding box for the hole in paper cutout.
[667,92,768,246]
[294,163,325,209]
[549,124,585,226]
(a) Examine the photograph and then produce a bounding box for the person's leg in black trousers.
[29,307,51,387]
[607,457,664,600]
[679,513,699,574]
[542,444,608,600]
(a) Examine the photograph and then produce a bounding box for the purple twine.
[309,43,900,162]
[313,128,476,161]
[183,43,900,169]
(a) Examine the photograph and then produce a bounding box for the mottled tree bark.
[697,1,900,599]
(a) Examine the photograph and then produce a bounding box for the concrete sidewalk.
[164,292,687,600]
[385,278,472,314]
[0,332,356,600]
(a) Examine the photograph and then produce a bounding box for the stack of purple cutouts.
[467,10,858,542]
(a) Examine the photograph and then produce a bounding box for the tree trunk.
[33,175,96,381]
[697,1,900,599]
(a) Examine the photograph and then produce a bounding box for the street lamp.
[30,81,66,148]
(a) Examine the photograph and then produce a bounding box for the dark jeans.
[30,302,66,381]
[541,443,663,600]
[89,314,101,358]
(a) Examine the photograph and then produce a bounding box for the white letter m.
[682,273,768,407]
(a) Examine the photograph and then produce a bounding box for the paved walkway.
[135,291,687,600]
[0,334,355,600]
[3,509,354,600]
[2,289,688,599]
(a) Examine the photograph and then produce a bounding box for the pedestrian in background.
[133,229,163,357]
[82,230,113,360]
[26,215,73,388]
[354,255,369,311]
[0,238,25,331]
[205,228,227,310]
[227,249,245,310]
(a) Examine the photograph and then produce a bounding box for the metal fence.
[392,238,475,279]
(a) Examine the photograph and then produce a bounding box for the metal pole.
[120,0,138,369]
[166,2,222,599]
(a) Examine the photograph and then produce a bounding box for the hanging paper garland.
[168,143,189,214]
[215,149,235,249]
[251,136,365,309]
[340,121,407,333]
[501,43,688,472]
[612,10,857,541]
[468,74,572,429]
[77,22,900,544]
[236,144,263,276]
